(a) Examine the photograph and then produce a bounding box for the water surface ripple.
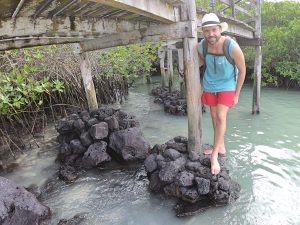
[3,80,300,225]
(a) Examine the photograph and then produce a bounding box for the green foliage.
[0,70,64,116]
[260,1,300,87]
[195,0,211,9]
[0,47,64,116]
[97,43,160,83]
[242,1,300,87]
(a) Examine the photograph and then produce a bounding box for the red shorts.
[201,91,235,107]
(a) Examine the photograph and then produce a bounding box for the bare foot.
[204,148,226,155]
[211,157,221,175]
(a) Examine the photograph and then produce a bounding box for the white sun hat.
[199,13,228,33]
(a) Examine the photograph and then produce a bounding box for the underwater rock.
[57,213,86,225]
[59,165,78,182]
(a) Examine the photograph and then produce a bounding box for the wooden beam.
[12,0,27,18]
[0,16,146,39]
[76,44,99,111]
[89,0,179,23]
[236,37,263,46]
[175,41,183,49]
[163,0,184,5]
[33,0,55,19]
[219,0,253,18]
[51,0,79,17]
[71,2,96,16]
[79,21,194,52]
[0,37,92,51]
[182,1,202,154]
[0,19,193,51]
[225,26,254,38]
[243,17,255,24]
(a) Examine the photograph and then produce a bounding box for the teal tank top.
[199,38,236,92]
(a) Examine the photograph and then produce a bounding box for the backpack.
[201,36,237,81]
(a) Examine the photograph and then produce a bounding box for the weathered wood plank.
[0,37,90,51]
[252,0,262,114]
[89,0,179,23]
[33,0,55,18]
[0,20,193,51]
[163,0,184,5]
[12,0,27,18]
[182,1,202,154]
[167,45,174,92]
[177,48,186,99]
[51,0,79,17]
[77,44,99,111]
[235,37,263,46]
[79,21,194,52]
[0,16,146,40]
[158,48,168,87]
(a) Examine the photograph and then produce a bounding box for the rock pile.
[151,87,205,116]
[56,106,151,182]
[144,136,241,216]
[152,87,187,116]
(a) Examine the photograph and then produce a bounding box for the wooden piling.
[178,48,186,99]
[158,48,168,87]
[167,45,174,92]
[76,44,98,112]
[252,0,262,114]
[181,0,202,153]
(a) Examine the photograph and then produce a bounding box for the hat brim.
[197,22,228,33]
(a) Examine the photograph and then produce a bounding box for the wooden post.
[230,0,236,18]
[76,44,98,112]
[158,48,168,87]
[167,44,174,92]
[210,0,216,12]
[181,0,202,154]
[252,0,262,114]
[178,48,186,98]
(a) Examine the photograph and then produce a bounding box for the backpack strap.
[201,36,237,81]
[223,36,237,81]
[223,37,234,64]
[202,39,208,58]
[201,40,208,73]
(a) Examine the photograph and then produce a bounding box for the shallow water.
[3,78,300,225]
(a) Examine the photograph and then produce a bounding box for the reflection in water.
[2,79,300,225]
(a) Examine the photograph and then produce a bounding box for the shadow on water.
[2,78,300,225]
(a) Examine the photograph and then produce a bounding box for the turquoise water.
[3,78,300,225]
[120,80,300,225]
